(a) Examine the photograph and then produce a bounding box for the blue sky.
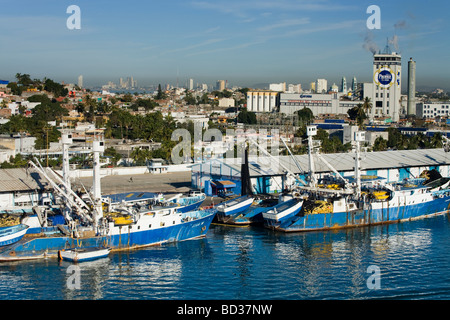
[0,0,449,90]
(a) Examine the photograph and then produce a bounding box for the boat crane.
[28,159,93,225]
[443,135,450,153]
[247,137,307,191]
[296,126,356,196]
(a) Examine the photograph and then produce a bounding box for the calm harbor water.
[1,214,450,300]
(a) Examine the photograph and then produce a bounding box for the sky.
[0,0,449,91]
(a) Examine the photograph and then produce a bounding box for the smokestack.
[407,57,416,116]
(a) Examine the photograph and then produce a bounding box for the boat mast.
[280,137,308,186]
[354,131,365,196]
[307,125,317,187]
[61,132,73,203]
[92,135,105,231]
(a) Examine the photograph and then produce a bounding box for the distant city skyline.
[0,0,449,91]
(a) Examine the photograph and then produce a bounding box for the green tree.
[15,73,33,86]
[156,84,167,100]
[387,128,406,149]
[0,114,27,133]
[296,107,314,127]
[430,132,443,148]
[130,147,151,166]
[237,108,257,124]
[43,78,68,97]
[121,93,134,103]
[184,92,197,105]
[362,97,372,115]
[315,128,351,154]
[348,104,367,129]
[7,82,23,96]
[373,136,388,151]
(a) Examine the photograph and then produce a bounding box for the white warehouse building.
[278,92,361,116]
[246,90,278,113]
[417,102,450,118]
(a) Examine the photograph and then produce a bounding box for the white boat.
[58,247,111,263]
[0,224,29,247]
[262,198,304,229]
[216,196,254,215]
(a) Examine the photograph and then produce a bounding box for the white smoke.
[363,31,379,54]
[388,35,399,52]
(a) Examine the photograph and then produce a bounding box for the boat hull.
[263,199,304,229]
[216,196,254,223]
[0,224,29,247]
[174,195,206,213]
[59,247,111,263]
[278,195,450,232]
[0,211,216,261]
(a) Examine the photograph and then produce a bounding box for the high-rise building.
[269,82,286,92]
[189,78,194,90]
[246,90,278,113]
[365,48,402,122]
[287,84,302,93]
[341,77,347,94]
[315,79,328,94]
[216,80,226,91]
[78,75,83,88]
[351,77,358,92]
[407,58,416,116]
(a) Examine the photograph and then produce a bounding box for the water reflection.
[0,216,449,300]
[262,221,439,299]
[108,248,182,299]
[60,258,110,300]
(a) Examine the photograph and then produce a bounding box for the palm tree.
[356,103,367,130]
[430,132,443,148]
[130,147,151,166]
[362,97,372,119]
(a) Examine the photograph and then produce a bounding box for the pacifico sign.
[374,67,395,89]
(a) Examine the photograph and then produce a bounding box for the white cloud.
[258,18,310,32]
[164,38,227,54]
[190,0,357,17]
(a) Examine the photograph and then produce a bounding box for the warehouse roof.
[191,148,450,177]
[0,168,51,193]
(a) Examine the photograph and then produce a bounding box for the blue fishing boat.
[0,224,29,247]
[215,195,254,223]
[277,176,450,232]
[166,192,206,213]
[230,206,270,225]
[0,134,217,262]
[273,128,450,233]
[102,191,206,214]
[262,198,304,229]
[0,206,216,261]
